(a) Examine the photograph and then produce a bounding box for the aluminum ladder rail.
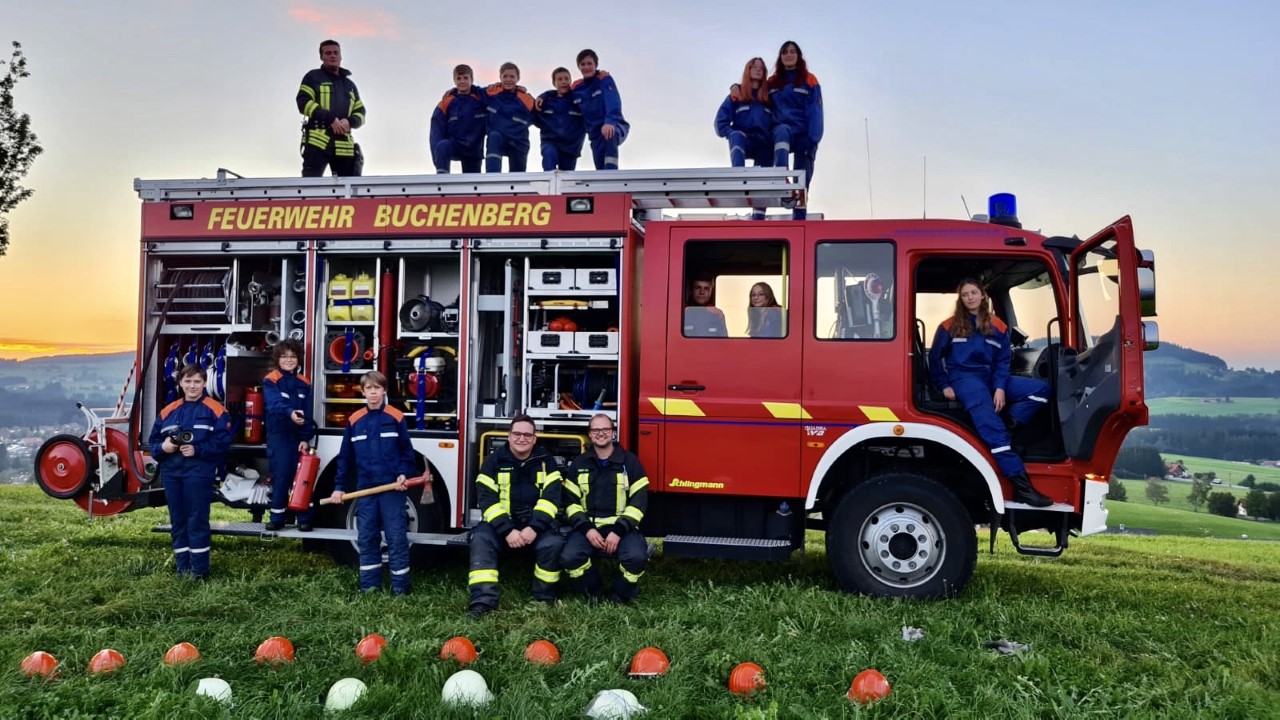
[134,167,804,210]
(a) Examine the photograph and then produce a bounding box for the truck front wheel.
[825,472,976,599]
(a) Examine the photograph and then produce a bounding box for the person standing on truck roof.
[928,279,1054,507]
[535,67,585,171]
[467,415,565,617]
[297,39,366,177]
[717,57,774,221]
[561,414,651,605]
[767,40,823,219]
[148,365,232,580]
[327,371,416,595]
[431,64,488,174]
[683,272,728,337]
[483,62,537,173]
[572,49,629,170]
[262,339,315,532]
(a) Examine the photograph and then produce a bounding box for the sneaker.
[297,522,313,533]
[264,520,285,531]
[467,603,494,619]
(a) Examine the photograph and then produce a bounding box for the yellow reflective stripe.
[621,506,645,524]
[498,471,510,507]
[534,565,561,583]
[483,505,508,523]
[561,481,582,498]
[860,405,900,422]
[593,515,618,526]
[647,397,705,416]
[351,110,365,124]
[298,85,316,99]
[468,569,498,585]
[763,402,812,419]
[302,100,319,117]
[319,83,331,110]
[534,498,558,517]
[476,474,499,493]
[620,567,644,583]
[616,471,626,514]
[628,477,650,496]
[566,503,585,517]
[566,558,592,578]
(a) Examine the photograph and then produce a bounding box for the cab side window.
[682,240,790,339]
[813,242,895,340]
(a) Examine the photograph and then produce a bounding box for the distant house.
[1164,461,1189,478]
[1258,460,1280,469]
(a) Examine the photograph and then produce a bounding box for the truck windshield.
[1074,239,1121,351]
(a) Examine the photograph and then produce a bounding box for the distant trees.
[1114,445,1167,479]
[1187,476,1212,512]
[1241,474,1256,488]
[1145,479,1170,506]
[1,41,44,257]
[1242,489,1270,518]
[1207,492,1238,518]
[1106,477,1128,502]
[1125,415,1280,462]
[1269,493,1280,522]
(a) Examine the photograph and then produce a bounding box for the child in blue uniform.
[715,57,774,169]
[262,339,315,531]
[928,279,1053,507]
[327,371,417,594]
[767,41,823,219]
[572,49,629,170]
[535,67,585,171]
[148,365,232,579]
[483,62,537,173]
[431,64,487,174]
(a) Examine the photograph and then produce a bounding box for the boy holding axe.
[326,371,417,595]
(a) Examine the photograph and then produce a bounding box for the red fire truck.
[34,167,1157,599]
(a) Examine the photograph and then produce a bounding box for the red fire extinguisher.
[243,386,265,445]
[288,448,320,512]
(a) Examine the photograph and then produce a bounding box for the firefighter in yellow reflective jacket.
[467,414,564,617]
[296,39,366,177]
[561,413,650,605]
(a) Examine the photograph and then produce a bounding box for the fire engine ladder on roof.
[134,167,805,212]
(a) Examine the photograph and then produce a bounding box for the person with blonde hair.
[746,282,783,337]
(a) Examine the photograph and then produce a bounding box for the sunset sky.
[2,1,1277,368]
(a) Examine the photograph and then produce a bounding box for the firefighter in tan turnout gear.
[561,413,650,604]
[467,415,565,617]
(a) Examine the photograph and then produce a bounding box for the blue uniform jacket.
[483,84,537,150]
[334,404,415,492]
[928,315,1012,392]
[148,396,233,479]
[535,90,585,153]
[714,93,773,145]
[767,70,824,144]
[430,88,488,156]
[572,71,629,137]
[262,369,315,443]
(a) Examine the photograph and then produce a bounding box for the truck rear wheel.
[826,472,976,599]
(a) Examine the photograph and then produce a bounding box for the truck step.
[153,521,465,546]
[661,535,793,562]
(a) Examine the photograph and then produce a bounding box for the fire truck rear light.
[170,204,195,220]
[567,197,594,214]
[892,425,905,436]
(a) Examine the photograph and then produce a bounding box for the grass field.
[1159,454,1280,486]
[1106,500,1280,539]
[3,486,1280,717]
[1146,397,1280,417]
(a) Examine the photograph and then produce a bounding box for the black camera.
[161,425,195,446]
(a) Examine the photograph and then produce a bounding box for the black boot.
[1009,474,1053,507]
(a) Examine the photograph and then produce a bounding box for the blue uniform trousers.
[468,522,564,610]
[433,139,482,174]
[953,373,1050,477]
[267,437,310,525]
[485,132,529,173]
[164,474,214,577]
[729,130,773,169]
[541,143,580,171]
[561,529,648,601]
[587,126,627,170]
[356,491,411,594]
[773,125,817,219]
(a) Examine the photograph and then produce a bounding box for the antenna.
[922,156,927,219]
[961,195,971,219]
[864,118,874,218]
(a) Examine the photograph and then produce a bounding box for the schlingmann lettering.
[373,201,552,229]
[669,478,725,490]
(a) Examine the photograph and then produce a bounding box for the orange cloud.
[287,2,403,41]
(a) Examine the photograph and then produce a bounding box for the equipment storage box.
[575,268,617,291]
[528,331,574,352]
[574,331,619,355]
[529,269,573,291]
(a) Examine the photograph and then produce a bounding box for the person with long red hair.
[767,40,823,219]
[716,57,774,220]
[928,279,1053,507]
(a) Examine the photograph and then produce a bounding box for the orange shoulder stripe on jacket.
[159,399,184,419]
[265,369,283,382]
[940,317,956,331]
[383,406,405,421]
[806,72,820,87]
[348,407,369,424]
[202,397,228,415]
[991,317,1009,334]
[297,374,311,385]
[436,93,454,113]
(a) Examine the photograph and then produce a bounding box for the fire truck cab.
[34,167,1157,599]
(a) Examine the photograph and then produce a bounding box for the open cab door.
[1060,216,1152,469]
